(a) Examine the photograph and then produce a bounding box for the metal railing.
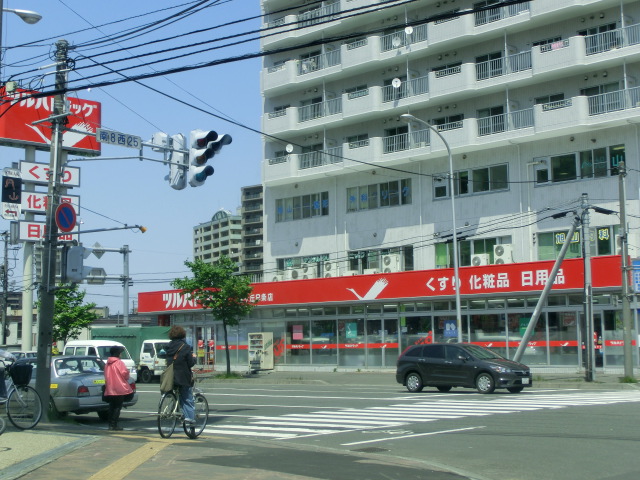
[380,23,428,52]
[269,155,288,165]
[434,65,462,78]
[587,87,640,115]
[383,129,429,154]
[476,51,531,80]
[297,1,340,28]
[474,2,530,26]
[299,146,343,169]
[298,98,342,122]
[541,99,572,111]
[477,108,533,136]
[382,75,429,103]
[298,50,341,75]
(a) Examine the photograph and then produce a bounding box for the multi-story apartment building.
[193,209,242,265]
[240,185,265,279]
[140,1,640,372]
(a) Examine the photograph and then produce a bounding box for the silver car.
[16,356,138,420]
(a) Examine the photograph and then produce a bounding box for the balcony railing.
[298,49,341,75]
[380,23,428,52]
[477,108,534,136]
[588,87,640,115]
[541,99,572,111]
[476,51,532,80]
[269,154,289,165]
[434,65,462,78]
[299,146,343,169]
[382,75,429,103]
[474,1,530,26]
[298,98,342,122]
[297,1,340,28]
[585,23,640,55]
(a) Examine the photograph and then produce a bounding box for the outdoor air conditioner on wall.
[285,269,302,280]
[493,244,514,264]
[364,268,379,275]
[381,253,401,273]
[344,270,359,276]
[271,274,283,282]
[471,254,490,266]
[323,261,339,277]
[301,263,316,279]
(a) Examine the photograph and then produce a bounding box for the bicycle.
[157,368,208,439]
[1,360,43,431]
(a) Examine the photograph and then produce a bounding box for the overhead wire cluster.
[0,0,628,290]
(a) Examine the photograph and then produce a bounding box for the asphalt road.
[88,381,640,480]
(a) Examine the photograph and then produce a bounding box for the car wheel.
[98,410,110,421]
[475,372,495,394]
[139,369,153,383]
[405,372,424,393]
[49,397,67,420]
[436,386,452,392]
[507,386,524,393]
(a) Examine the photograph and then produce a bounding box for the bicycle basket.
[9,363,33,386]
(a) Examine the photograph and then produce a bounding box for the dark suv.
[396,343,532,394]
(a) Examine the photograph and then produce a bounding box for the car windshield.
[96,346,132,361]
[54,358,104,376]
[464,344,505,360]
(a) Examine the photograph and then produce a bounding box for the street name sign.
[96,128,142,149]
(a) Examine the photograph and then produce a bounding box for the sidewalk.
[1,371,638,480]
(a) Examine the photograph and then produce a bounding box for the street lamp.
[0,1,42,79]
[400,113,463,343]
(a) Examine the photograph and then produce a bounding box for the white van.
[63,340,138,382]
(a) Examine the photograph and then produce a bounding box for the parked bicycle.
[157,368,208,439]
[0,359,43,431]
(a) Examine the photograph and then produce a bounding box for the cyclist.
[163,326,196,426]
[0,349,16,402]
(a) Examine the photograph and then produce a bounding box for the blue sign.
[55,203,76,233]
[443,319,458,338]
[633,260,640,293]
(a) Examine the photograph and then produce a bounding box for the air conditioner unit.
[381,253,401,273]
[471,254,490,266]
[323,261,339,277]
[271,274,283,282]
[285,269,302,280]
[493,244,513,264]
[363,268,379,275]
[344,270,359,276]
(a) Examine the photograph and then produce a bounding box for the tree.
[171,256,256,375]
[49,284,99,345]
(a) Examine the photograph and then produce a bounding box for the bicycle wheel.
[7,385,42,430]
[0,416,6,435]
[157,392,178,438]
[184,393,209,439]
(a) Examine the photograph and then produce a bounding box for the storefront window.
[312,320,337,364]
[547,311,579,366]
[402,316,432,351]
[338,318,365,367]
[286,320,311,365]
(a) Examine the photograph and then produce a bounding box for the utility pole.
[1,231,8,344]
[581,193,595,382]
[618,161,634,378]
[35,39,70,417]
[121,245,131,326]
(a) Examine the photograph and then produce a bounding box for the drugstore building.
[138,255,638,371]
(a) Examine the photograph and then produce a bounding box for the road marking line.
[340,426,484,446]
[87,441,170,480]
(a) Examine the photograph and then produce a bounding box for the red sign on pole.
[55,203,77,233]
[0,87,101,156]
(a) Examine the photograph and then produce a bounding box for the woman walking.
[104,346,133,431]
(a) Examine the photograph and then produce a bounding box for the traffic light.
[188,129,232,187]
[65,245,93,283]
[167,134,188,190]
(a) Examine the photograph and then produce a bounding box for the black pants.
[106,395,124,427]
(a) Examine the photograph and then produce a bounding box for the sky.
[0,0,263,316]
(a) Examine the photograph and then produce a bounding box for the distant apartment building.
[240,185,264,279]
[193,209,242,265]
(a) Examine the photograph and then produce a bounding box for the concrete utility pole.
[581,193,595,382]
[35,39,70,417]
[618,162,635,378]
[1,231,8,344]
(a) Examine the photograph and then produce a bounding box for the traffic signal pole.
[35,40,69,418]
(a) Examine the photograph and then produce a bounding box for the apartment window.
[432,62,462,78]
[475,51,503,80]
[432,114,464,131]
[532,37,561,47]
[276,192,329,222]
[434,164,508,198]
[346,134,369,149]
[347,247,408,273]
[436,237,510,267]
[347,179,412,212]
[383,76,407,102]
[346,37,367,50]
[269,104,289,118]
[345,85,369,100]
[535,145,624,184]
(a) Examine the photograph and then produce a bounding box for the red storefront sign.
[138,256,622,313]
[0,87,101,155]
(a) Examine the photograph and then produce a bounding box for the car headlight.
[489,365,511,374]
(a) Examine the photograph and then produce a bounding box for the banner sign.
[0,87,101,155]
[138,256,622,313]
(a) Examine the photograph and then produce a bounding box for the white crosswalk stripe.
[204,391,640,440]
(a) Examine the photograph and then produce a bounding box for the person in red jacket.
[104,346,133,431]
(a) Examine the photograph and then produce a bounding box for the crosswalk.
[203,391,640,440]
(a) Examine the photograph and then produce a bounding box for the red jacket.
[104,357,133,396]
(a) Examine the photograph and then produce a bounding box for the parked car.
[15,356,138,420]
[62,340,137,382]
[396,343,532,394]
